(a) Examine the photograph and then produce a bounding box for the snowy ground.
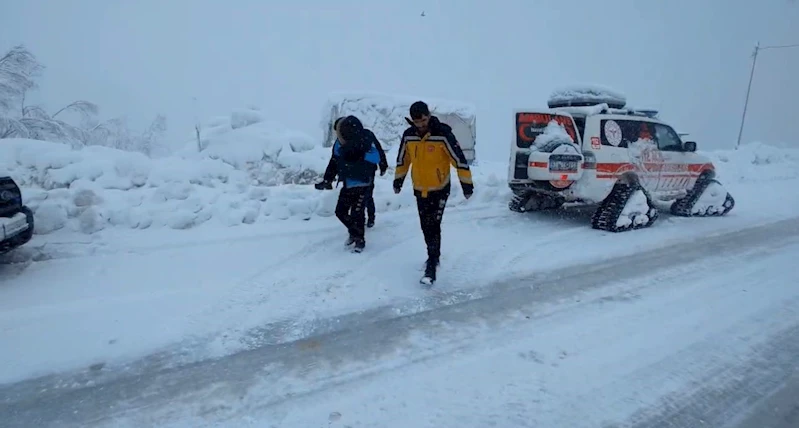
[3,214,798,428]
[1,173,798,384]
[1,130,799,426]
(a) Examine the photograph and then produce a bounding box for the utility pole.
[735,42,799,150]
[735,42,759,150]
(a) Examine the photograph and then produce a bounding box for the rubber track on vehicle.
[670,177,735,217]
[591,183,658,232]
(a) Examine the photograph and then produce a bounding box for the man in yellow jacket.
[393,101,474,285]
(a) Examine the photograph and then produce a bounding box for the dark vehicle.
[0,176,34,254]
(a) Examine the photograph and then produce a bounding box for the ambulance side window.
[600,119,654,148]
[654,124,683,152]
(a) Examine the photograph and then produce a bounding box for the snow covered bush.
[0,45,41,113]
[0,45,168,155]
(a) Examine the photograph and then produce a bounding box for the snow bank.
[322,92,476,150]
[0,134,505,236]
[177,107,329,186]
[1,125,796,237]
[704,142,799,183]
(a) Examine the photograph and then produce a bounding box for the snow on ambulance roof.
[548,84,627,109]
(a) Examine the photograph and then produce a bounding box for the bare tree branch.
[0,117,30,139]
[0,46,166,155]
[18,117,69,141]
[22,105,51,120]
[51,100,99,120]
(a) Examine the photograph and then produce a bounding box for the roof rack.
[552,105,660,119]
[632,109,659,118]
[545,85,660,119]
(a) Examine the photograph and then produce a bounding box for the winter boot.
[420,257,438,285]
[345,234,356,246]
[352,238,365,253]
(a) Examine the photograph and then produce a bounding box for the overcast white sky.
[2,0,797,160]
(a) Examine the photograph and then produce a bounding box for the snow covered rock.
[230,107,266,130]
[322,92,478,163]
[178,108,330,187]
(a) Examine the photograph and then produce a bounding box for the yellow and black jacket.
[393,116,473,198]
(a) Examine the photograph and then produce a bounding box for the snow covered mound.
[548,84,627,109]
[0,122,796,237]
[176,107,330,186]
[0,135,506,235]
[322,92,477,159]
[704,142,799,183]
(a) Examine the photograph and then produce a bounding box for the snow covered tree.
[0,46,169,156]
[0,45,43,115]
[138,114,168,156]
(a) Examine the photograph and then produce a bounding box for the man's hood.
[338,115,365,142]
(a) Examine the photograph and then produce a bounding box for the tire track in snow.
[2,217,799,428]
[16,202,506,263]
[618,322,799,428]
[176,210,513,355]
[208,227,799,428]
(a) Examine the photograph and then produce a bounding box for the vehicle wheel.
[509,191,564,213]
[671,177,735,217]
[509,192,530,213]
[591,181,658,232]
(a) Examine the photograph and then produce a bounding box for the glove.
[380,165,387,176]
[393,178,403,194]
[462,182,474,199]
[315,180,333,190]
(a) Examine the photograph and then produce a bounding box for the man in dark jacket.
[363,128,388,227]
[315,116,382,252]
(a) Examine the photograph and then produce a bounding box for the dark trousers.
[415,186,450,262]
[365,183,376,221]
[335,186,369,241]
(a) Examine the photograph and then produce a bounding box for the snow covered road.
[1,178,798,387]
[3,214,799,427]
